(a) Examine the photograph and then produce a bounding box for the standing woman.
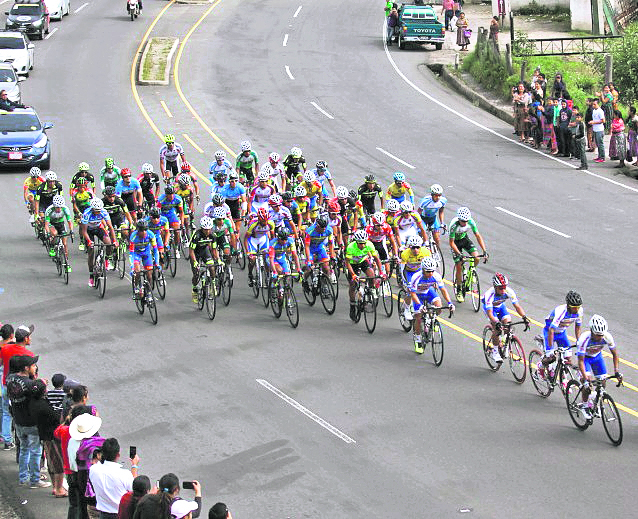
[626,106,638,164]
[609,82,620,111]
[610,110,628,168]
[456,12,470,51]
[598,84,614,135]
[512,83,530,143]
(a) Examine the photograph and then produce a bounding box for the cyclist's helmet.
[336,186,348,199]
[566,290,582,307]
[294,185,307,197]
[328,200,340,213]
[104,157,115,168]
[348,189,358,200]
[269,151,280,163]
[315,217,328,228]
[257,171,270,182]
[164,134,175,144]
[103,186,116,196]
[200,216,214,229]
[52,195,65,207]
[178,173,191,185]
[282,191,293,202]
[364,174,376,183]
[212,194,225,205]
[45,171,58,181]
[240,140,252,152]
[215,171,227,182]
[290,146,302,158]
[214,150,226,160]
[589,314,608,334]
[421,257,437,272]
[393,172,405,183]
[121,167,132,177]
[303,171,315,183]
[149,208,161,219]
[406,235,423,248]
[492,272,509,287]
[75,177,88,186]
[78,162,90,172]
[269,194,283,206]
[372,212,385,225]
[141,163,153,174]
[257,207,268,220]
[212,207,226,219]
[315,160,327,170]
[399,200,414,212]
[353,229,368,242]
[430,184,443,195]
[386,199,400,212]
[228,171,239,181]
[29,166,41,177]
[180,161,191,172]
[136,220,148,231]
[457,207,471,221]
[164,185,175,195]
[90,199,104,210]
[277,228,290,240]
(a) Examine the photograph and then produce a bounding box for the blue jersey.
[481,286,518,309]
[129,229,157,255]
[418,195,447,221]
[544,304,583,333]
[312,168,333,195]
[144,215,169,235]
[219,183,246,201]
[80,208,110,229]
[158,193,183,215]
[209,159,234,179]
[115,178,141,197]
[305,223,333,247]
[211,183,227,198]
[577,331,615,358]
[269,236,295,260]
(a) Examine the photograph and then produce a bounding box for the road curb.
[137,37,179,86]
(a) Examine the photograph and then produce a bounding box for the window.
[0,37,25,50]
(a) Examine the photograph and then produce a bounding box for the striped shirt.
[47,389,66,413]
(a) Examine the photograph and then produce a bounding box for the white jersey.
[159,143,184,163]
[577,330,615,357]
[545,304,583,333]
[481,286,518,309]
[409,270,444,294]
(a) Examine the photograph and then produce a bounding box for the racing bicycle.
[90,242,108,299]
[269,272,300,328]
[425,223,446,278]
[453,254,487,312]
[50,231,73,284]
[415,303,452,366]
[529,338,577,398]
[132,272,158,324]
[482,319,528,383]
[302,263,336,315]
[195,263,217,320]
[351,275,382,333]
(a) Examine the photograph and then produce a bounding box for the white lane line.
[44,27,58,39]
[376,147,415,169]
[0,0,11,5]
[381,24,638,195]
[182,133,204,153]
[282,34,288,47]
[310,101,334,120]
[74,2,89,13]
[495,206,571,238]
[160,100,173,118]
[256,379,356,444]
[293,5,302,17]
[285,65,294,80]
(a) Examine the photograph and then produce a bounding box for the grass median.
[140,37,178,84]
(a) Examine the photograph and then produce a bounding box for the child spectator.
[47,373,66,418]
[118,475,152,519]
[574,113,588,170]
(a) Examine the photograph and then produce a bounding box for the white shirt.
[592,107,605,132]
[89,460,134,513]
[68,439,81,472]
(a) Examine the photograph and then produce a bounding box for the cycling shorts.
[87,227,107,242]
[482,303,509,321]
[27,189,37,198]
[247,235,269,254]
[412,288,441,311]
[161,211,180,227]
[251,201,268,214]
[391,193,407,203]
[452,236,476,263]
[215,235,230,250]
[308,244,329,263]
[422,216,441,232]
[142,191,156,206]
[149,231,164,250]
[111,214,127,229]
[131,251,154,270]
[194,247,215,266]
[239,168,254,184]
[372,240,388,261]
[121,192,137,213]
[542,327,570,352]
[347,260,371,280]
[226,199,241,220]
[52,222,66,235]
[583,353,607,377]
[397,227,419,246]
[165,160,179,177]
[273,255,291,274]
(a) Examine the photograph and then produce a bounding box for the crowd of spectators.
[511,68,638,172]
[0,322,233,519]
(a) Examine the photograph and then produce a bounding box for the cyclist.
[399,235,431,321]
[180,162,200,202]
[268,152,286,192]
[409,257,455,354]
[326,200,343,248]
[209,150,234,190]
[481,273,530,363]
[115,168,143,223]
[449,207,488,302]
[268,194,298,240]
[204,194,232,224]
[219,172,247,232]
[385,172,414,205]
[145,208,169,264]
[236,140,259,185]
[189,216,220,303]
[303,216,335,289]
[175,174,195,230]
[384,198,401,225]
[211,171,228,199]
[128,220,159,299]
[102,186,133,244]
[158,185,184,257]
[282,146,306,185]
[34,171,64,218]
[311,161,336,199]
[69,162,95,197]
[575,315,622,419]
[537,291,583,378]
[365,211,398,276]
[23,167,44,223]
[298,171,321,217]
[159,134,186,182]
[269,227,301,277]
[345,229,384,321]
[72,178,94,223]
[43,195,73,269]
[244,207,275,287]
[137,163,161,210]
[80,199,117,287]
[418,184,446,249]
[100,158,121,190]
[357,174,384,215]
[210,207,233,265]
[331,186,360,241]
[248,170,276,214]
[392,201,426,247]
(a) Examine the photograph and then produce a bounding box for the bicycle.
[231,231,246,270]
[302,263,336,315]
[482,319,528,383]
[269,272,300,328]
[453,254,487,312]
[351,275,382,333]
[179,219,193,261]
[415,304,452,366]
[112,229,128,280]
[250,251,270,307]
[529,338,578,398]
[131,272,158,324]
[90,242,108,299]
[378,260,394,317]
[50,231,73,284]
[215,258,233,306]
[565,374,623,446]
[163,226,182,278]
[425,223,446,278]
[396,273,413,333]
[151,264,166,300]
[195,263,217,320]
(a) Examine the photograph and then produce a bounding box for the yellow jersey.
[400,246,431,272]
[24,176,44,192]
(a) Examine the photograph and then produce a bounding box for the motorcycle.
[127,0,139,20]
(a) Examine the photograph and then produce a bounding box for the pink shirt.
[443,0,454,9]
[611,119,625,134]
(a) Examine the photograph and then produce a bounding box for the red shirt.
[54,425,73,474]
[118,491,134,519]
[365,223,393,243]
[1,343,35,385]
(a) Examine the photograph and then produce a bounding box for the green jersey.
[448,217,478,241]
[100,166,121,187]
[236,151,258,171]
[345,240,377,264]
[45,205,72,225]
[212,218,233,238]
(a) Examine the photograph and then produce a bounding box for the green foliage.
[514,1,570,16]
[512,30,535,57]
[608,22,638,103]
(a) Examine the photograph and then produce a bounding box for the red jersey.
[365,222,393,243]
[1,343,35,385]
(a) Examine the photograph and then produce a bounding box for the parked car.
[43,0,70,21]
[4,2,50,40]
[0,108,52,169]
[0,31,34,77]
[395,3,445,50]
[0,62,22,102]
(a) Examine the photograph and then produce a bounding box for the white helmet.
[52,195,65,207]
[372,212,385,225]
[589,314,608,334]
[406,235,423,248]
[335,186,349,199]
[200,216,214,229]
[290,146,302,158]
[303,171,316,183]
[457,207,471,220]
[142,163,153,174]
[90,199,104,210]
[294,185,307,197]
[386,199,400,212]
[178,173,191,185]
[353,229,368,242]
[399,200,414,212]
[269,151,280,162]
[430,184,443,195]
[240,140,251,152]
[214,150,226,160]
[257,171,270,182]
[212,207,226,219]
[421,257,437,271]
[45,171,58,181]
[29,166,41,177]
[260,163,273,176]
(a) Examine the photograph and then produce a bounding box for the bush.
[609,22,638,103]
[514,1,570,16]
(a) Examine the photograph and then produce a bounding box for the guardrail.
[513,35,623,56]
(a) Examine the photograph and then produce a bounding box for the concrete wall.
[571,0,604,32]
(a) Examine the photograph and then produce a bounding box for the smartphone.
[182,481,195,490]
[129,446,137,459]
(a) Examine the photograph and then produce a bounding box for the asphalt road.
[1,0,638,518]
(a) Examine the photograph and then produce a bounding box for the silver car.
[0,32,34,77]
[0,62,22,103]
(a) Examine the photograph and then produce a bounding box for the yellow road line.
[160,100,173,118]
[182,133,204,153]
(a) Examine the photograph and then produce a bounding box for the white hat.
[171,499,198,519]
[69,413,102,440]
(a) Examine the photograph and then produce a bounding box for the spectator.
[118,475,151,519]
[488,16,499,41]
[6,355,51,488]
[172,500,199,519]
[584,98,595,152]
[63,384,99,423]
[597,84,614,134]
[442,0,455,31]
[609,81,620,111]
[89,438,139,519]
[558,99,572,157]
[538,73,547,95]
[512,82,530,142]
[208,502,232,519]
[133,474,201,519]
[384,0,392,17]
[531,81,544,103]
[610,109,628,168]
[47,373,66,418]
[551,73,567,99]
[61,378,81,420]
[568,105,580,159]
[0,89,26,111]
[574,112,588,170]
[455,12,470,51]
[0,323,15,449]
[626,106,638,164]
[69,412,104,517]
[589,99,606,162]
[386,8,399,46]
[28,379,66,496]
[542,98,558,154]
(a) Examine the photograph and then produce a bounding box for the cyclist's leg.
[413,293,426,336]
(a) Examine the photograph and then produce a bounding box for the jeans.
[594,130,605,159]
[444,9,454,29]
[1,385,12,444]
[386,24,394,43]
[576,138,588,168]
[14,424,41,484]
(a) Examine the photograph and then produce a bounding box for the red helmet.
[180,161,191,172]
[257,207,268,220]
[120,168,131,177]
[328,200,340,213]
[492,272,509,287]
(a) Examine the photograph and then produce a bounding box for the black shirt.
[139,173,161,195]
[102,196,129,219]
[29,397,60,440]
[357,183,382,213]
[6,374,35,427]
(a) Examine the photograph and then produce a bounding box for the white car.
[0,32,34,77]
[45,0,70,21]
[0,62,22,103]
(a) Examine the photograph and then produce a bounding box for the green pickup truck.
[394,3,445,50]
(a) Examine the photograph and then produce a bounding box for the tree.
[610,23,638,103]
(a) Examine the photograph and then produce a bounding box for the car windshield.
[402,9,436,20]
[0,113,41,132]
[0,36,26,49]
[10,4,41,15]
[0,69,17,83]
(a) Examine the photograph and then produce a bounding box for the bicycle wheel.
[363,291,377,334]
[429,240,445,278]
[55,252,63,276]
[168,246,177,278]
[380,279,393,317]
[250,268,260,298]
[205,281,216,320]
[235,240,246,270]
[430,320,444,367]
[270,279,283,318]
[469,269,480,312]
[303,276,316,306]
[117,244,126,279]
[319,275,336,315]
[147,290,158,325]
[260,265,269,308]
[221,267,232,306]
[558,362,577,397]
[600,393,623,446]
[397,288,412,332]
[133,280,145,315]
[197,282,206,311]
[284,287,299,328]
[62,256,69,285]
[482,325,500,371]
[179,230,190,261]
[331,272,339,300]
[154,268,166,300]
[528,349,552,398]
[565,380,590,430]
[95,253,106,299]
[508,335,527,383]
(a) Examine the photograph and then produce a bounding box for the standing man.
[0,324,15,449]
[558,99,572,157]
[589,98,606,163]
[441,0,455,30]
